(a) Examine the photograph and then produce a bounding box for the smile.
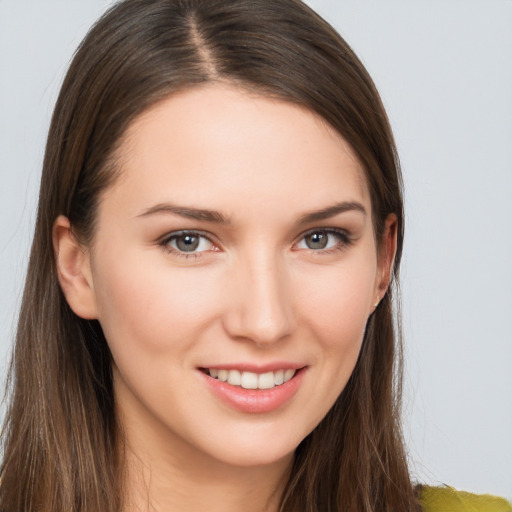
[200,366,306,414]
[206,368,296,390]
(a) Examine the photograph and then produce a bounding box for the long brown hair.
[1,1,420,510]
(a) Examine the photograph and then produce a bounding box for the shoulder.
[419,485,512,512]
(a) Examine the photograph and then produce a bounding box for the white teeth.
[258,371,275,389]
[284,369,295,382]
[227,369,241,386]
[241,371,258,389]
[274,369,284,386]
[207,368,297,389]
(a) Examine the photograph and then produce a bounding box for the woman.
[0,1,510,511]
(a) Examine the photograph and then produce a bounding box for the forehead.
[103,83,370,222]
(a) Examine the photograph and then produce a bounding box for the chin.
[212,444,296,469]
[199,422,309,469]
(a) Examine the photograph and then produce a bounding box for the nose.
[222,249,296,346]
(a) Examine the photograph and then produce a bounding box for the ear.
[53,215,98,319]
[373,214,398,306]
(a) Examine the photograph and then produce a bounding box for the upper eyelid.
[298,227,348,235]
[160,229,217,243]
[295,227,350,241]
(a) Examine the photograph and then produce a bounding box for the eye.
[161,231,215,255]
[296,229,350,251]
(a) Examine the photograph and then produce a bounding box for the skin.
[54,83,396,512]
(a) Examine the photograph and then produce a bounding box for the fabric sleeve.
[419,485,512,512]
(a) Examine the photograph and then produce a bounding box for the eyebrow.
[136,200,366,225]
[137,203,230,224]
[297,201,367,224]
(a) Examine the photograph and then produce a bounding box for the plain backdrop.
[1,0,511,500]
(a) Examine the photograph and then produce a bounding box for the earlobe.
[53,215,98,319]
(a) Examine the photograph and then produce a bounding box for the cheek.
[298,259,376,342]
[295,255,376,396]
[92,251,223,358]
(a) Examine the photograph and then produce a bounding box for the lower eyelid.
[166,248,203,259]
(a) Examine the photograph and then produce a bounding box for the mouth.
[200,368,298,390]
[199,365,306,413]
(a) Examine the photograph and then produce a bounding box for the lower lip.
[199,368,306,414]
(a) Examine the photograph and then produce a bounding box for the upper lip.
[198,362,306,373]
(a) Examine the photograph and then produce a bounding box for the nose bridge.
[224,244,295,345]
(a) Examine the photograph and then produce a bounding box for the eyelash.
[296,228,352,255]
[160,230,216,259]
[159,228,352,259]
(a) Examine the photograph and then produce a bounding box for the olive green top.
[420,486,512,512]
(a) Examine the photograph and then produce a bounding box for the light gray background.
[1,0,511,500]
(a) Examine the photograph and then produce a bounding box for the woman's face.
[69,84,392,469]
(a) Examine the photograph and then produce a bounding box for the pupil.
[307,232,327,249]
[177,235,199,252]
